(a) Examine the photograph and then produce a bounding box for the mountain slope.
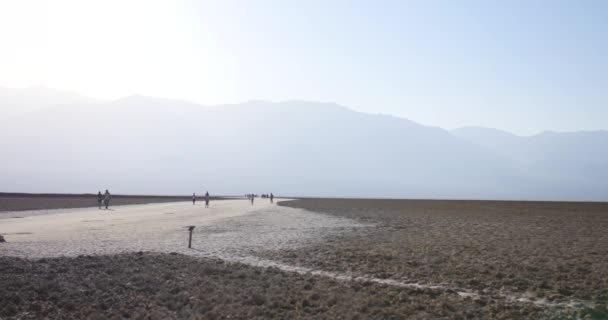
[0,85,99,117]
[452,126,608,198]
[1,89,607,200]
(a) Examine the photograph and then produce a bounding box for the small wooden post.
[186,226,195,248]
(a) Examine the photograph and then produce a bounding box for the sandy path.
[0,200,266,242]
[0,199,368,258]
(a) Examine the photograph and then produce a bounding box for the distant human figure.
[103,189,111,210]
[97,191,103,209]
[205,191,210,208]
[270,193,274,204]
[192,193,196,205]
[250,194,254,205]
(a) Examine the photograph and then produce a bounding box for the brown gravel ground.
[267,199,608,318]
[0,193,225,213]
[0,253,593,320]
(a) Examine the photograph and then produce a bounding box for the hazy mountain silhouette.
[453,126,608,199]
[1,88,606,200]
[0,85,99,117]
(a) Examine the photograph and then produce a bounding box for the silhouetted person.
[103,189,111,210]
[205,191,210,208]
[192,193,196,205]
[270,193,274,204]
[97,191,103,209]
[250,194,254,205]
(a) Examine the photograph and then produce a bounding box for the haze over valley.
[2,85,606,200]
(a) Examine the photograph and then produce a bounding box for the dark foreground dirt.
[0,193,224,213]
[0,253,593,320]
[271,199,608,318]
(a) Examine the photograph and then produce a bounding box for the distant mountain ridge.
[452,126,608,198]
[1,87,607,200]
[0,85,99,117]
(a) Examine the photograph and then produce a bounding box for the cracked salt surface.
[0,199,591,310]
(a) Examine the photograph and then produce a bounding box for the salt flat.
[0,199,367,259]
[1,199,267,242]
[1,198,602,318]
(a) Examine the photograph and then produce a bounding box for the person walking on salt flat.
[205,191,210,208]
[103,189,111,210]
[97,191,103,209]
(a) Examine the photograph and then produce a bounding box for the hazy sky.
[1,0,606,135]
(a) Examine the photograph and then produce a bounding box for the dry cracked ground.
[1,197,608,319]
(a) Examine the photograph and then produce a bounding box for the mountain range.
[1,86,607,200]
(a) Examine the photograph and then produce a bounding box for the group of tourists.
[246,193,274,204]
[260,193,274,203]
[95,190,274,211]
[97,190,112,210]
[193,191,210,208]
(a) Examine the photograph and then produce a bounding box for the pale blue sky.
[1,0,606,135]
